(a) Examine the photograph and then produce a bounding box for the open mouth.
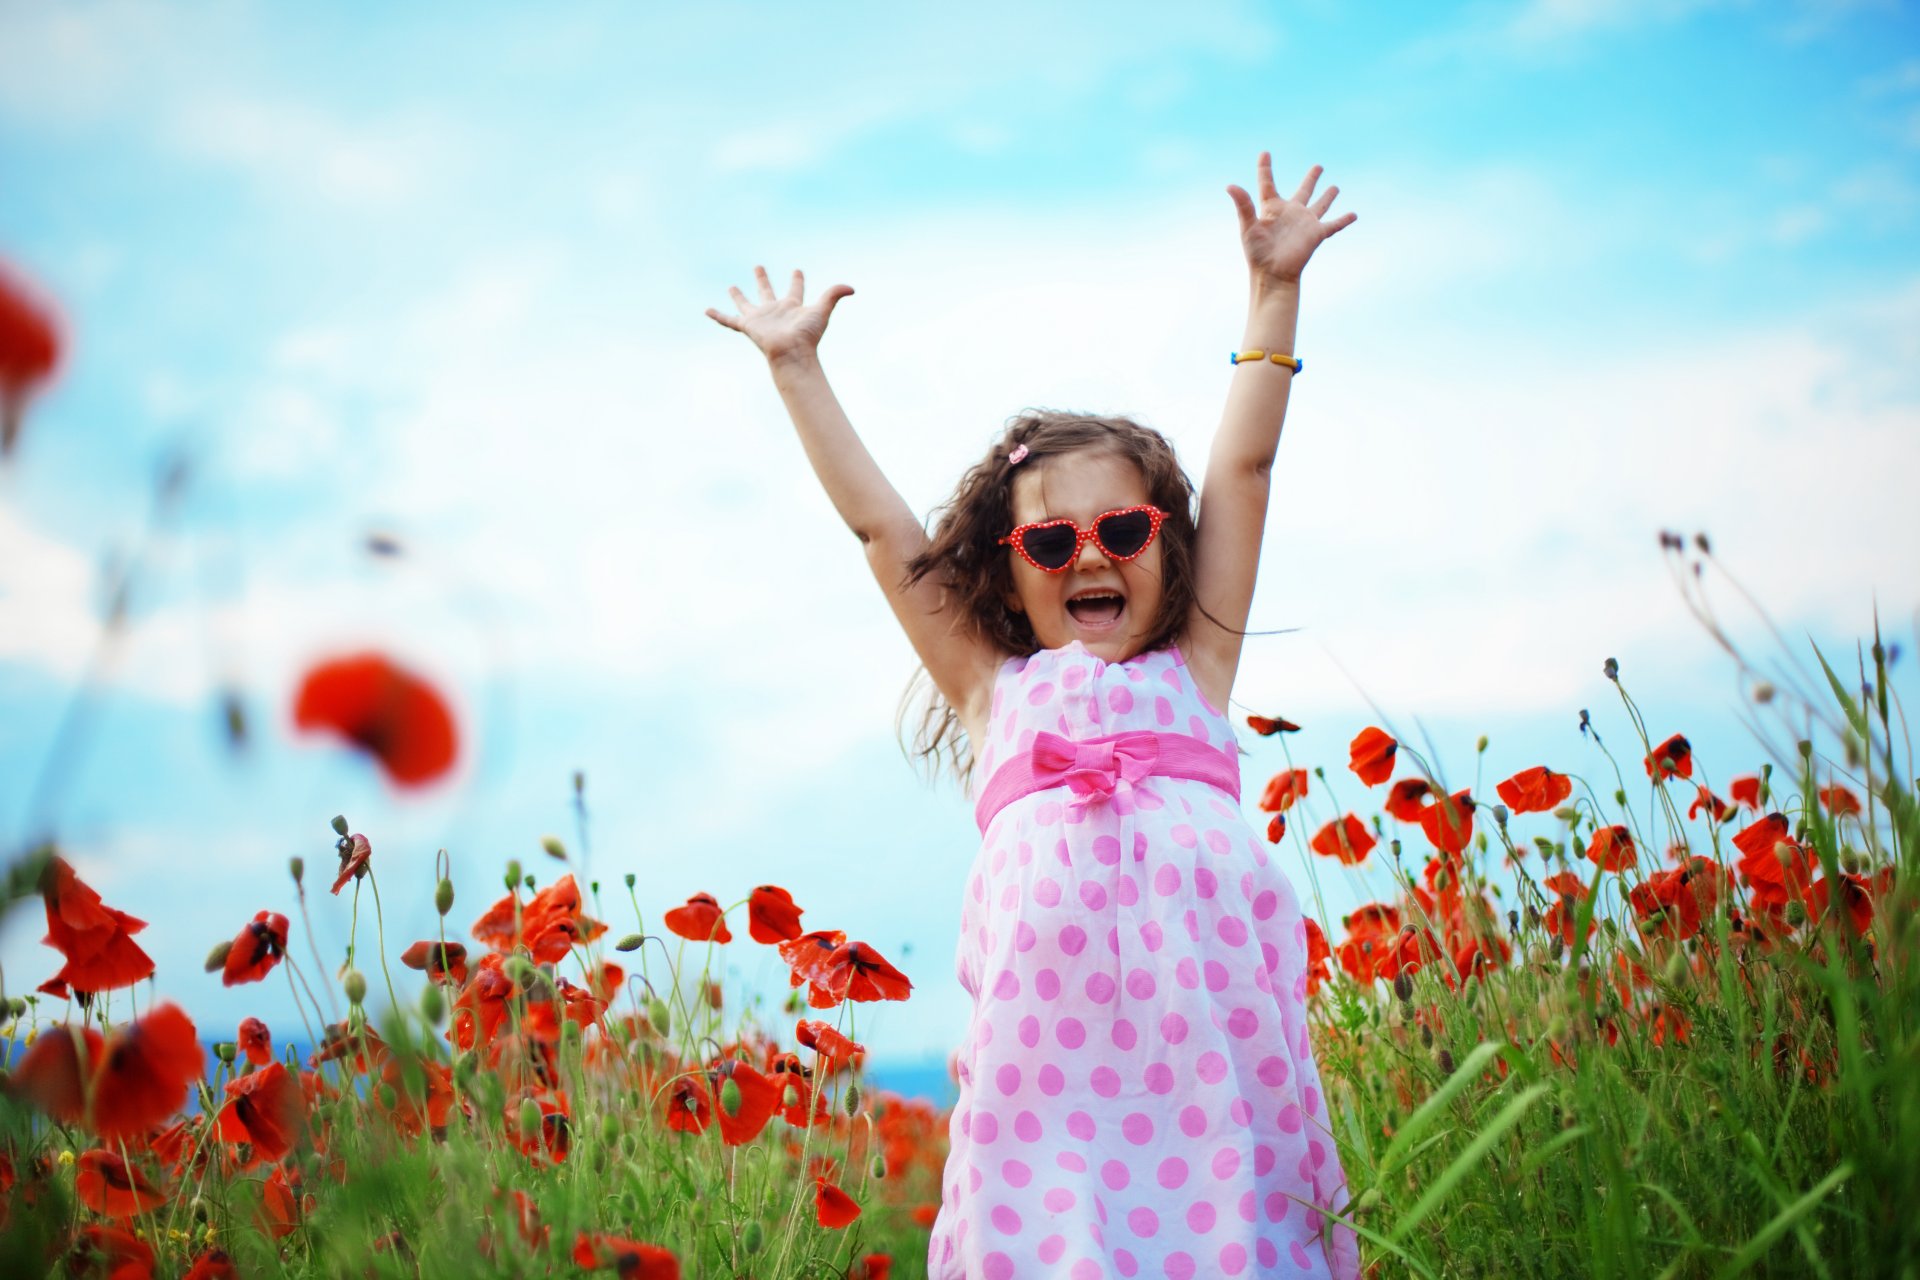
[1066,591,1126,629]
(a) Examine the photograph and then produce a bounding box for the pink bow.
[1030,730,1160,815]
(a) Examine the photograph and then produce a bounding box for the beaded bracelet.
[1229,349,1302,374]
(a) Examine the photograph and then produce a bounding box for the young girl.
[708,153,1360,1280]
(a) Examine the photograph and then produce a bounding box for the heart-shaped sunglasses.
[998,505,1168,573]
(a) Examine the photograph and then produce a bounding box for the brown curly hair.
[896,409,1203,787]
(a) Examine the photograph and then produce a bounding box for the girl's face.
[1004,449,1167,663]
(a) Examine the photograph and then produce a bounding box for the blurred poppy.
[74,1150,167,1218]
[849,1256,893,1280]
[1644,733,1692,781]
[1257,769,1309,812]
[1808,873,1876,936]
[260,1165,307,1239]
[1733,814,1812,912]
[1303,917,1331,996]
[223,910,289,986]
[1628,858,1727,941]
[795,1019,865,1075]
[1688,786,1738,823]
[1495,767,1570,815]
[662,1075,712,1134]
[0,260,60,459]
[1384,778,1432,822]
[1729,775,1762,810]
[1265,813,1286,843]
[1244,714,1300,736]
[1348,727,1397,785]
[217,1061,307,1164]
[572,1232,681,1279]
[1817,785,1862,816]
[748,885,805,943]
[664,893,731,944]
[1310,814,1375,866]
[816,1176,862,1228]
[1541,872,1594,946]
[400,940,470,984]
[13,1003,203,1142]
[330,833,373,895]
[711,1060,781,1146]
[39,856,154,997]
[183,1249,239,1280]
[68,1224,154,1280]
[293,652,458,787]
[518,874,608,963]
[1418,791,1476,856]
[1586,825,1637,873]
[237,1017,272,1067]
[1334,903,1401,982]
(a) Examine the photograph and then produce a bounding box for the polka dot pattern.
[929,642,1358,1280]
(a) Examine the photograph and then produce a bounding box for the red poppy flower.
[662,1075,712,1135]
[1729,775,1762,810]
[1348,727,1397,785]
[747,885,805,943]
[40,856,155,996]
[1333,904,1401,983]
[1541,871,1594,946]
[237,1017,272,1067]
[1628,858,1726,941]
[1644,733,1693,781]
[1303,917,1331,996]
[16,1004,205,1142]
[183,1249,240,1280]
[74,1149,167,1218]
[1418,791,1476,856]
[1449,934,1510,985]
[813,940,913,1004]
[69,1224,154,1280]
[663,893,732,944]
[260,1165,307,1239]
[1265,813,1286,843]
[330,833,373,895]
[293,652,458,787]
[223,910,289,986]
[816,1176,862,1228]
[1808,873,1875,935]
[377,1056,454,1139]
[1585,825,1636,872]
[1244,714,1300,736]
[780,929,848,1006]
[1257,769,1309,813]
[217,1061,307,1164]
[1309,814,1376,866]
[795,1019,865,1074]
[1495,767,1571,815]
[0,260,61,459]
[519,874,608,963]
[8,1023,104,1125]
[400,940,470,985]
[1817,785,1862,816]
[711,1060,782,1146]
[1733,814,1812,911]
[572,1232,682,1279]
[1688,786,1738,823]
[1384,778,1432,822]
[849,1256,893,1280]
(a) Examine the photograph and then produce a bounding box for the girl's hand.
[1225,154,1356,285]
[705,266,854,364]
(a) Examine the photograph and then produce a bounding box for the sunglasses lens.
[1096,510,1154,559]
[1020,526,1077,570]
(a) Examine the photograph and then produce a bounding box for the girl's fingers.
[728,285,752,311]
[787,269,805,304]
[817,283,854,318]
[754,265,776,302]
[1292,164,1323,206]
[1320,211,1358,239]
[1225,183,1258,233]
[1256,152,1280,204]
[704,307,744,332]
[1311,185,1339,218]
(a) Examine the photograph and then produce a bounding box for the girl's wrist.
[1248,273,1302,300]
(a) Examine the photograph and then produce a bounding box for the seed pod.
[204,940,233,973]
[601,1113,621,1146]
[1437,1048,1455,1075]
[1391,972,1413,1003]
[289,857,305,885]
[213,1042,236,1064]
[615,933,644,953]
[504,860,522,891]
[844,1083,862,1116]
[624,873,636,889]
[503,956,534,987]
[419,984,446,1026]
[646,997,671,1036]
[1602,657,1618,681]
[343,970,368,1005]
[782,1083,800,1109]
[518,1098,542,1142]
[434,879,455,917]
[1785,900,1807,927]
[1354,1188,1382,1217]
[1753,681,1775,704]
[871,1155,887,1179]
[1476,734,1489,753]
[541,835,566,861]
[331,815,349,837]
[741,1221,765,1254]
[719,1077,743,1117]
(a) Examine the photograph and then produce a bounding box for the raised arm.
[706,268,1003,724]
[1184,156,1355,704]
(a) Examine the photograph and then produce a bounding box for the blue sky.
[2,1,1917,1090]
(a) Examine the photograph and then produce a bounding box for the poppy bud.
[379,1084,397,1109]
[1797,739,1813,759]
[624,873,636,889]
[1392,972,1413,1003]
[190,1196,208,1222]
[1785,900,1807,927]
[844,1083,862,1115]
[719,1077,743,1117]
[1613,789,1627,807]
[615,933,644,952]
[742,1221,765,1254]
[573,769,586,796]
[646,997,671,1035]
[1603,658,1619,681]
[782,1083,800,1108]
[871,1155,887,1179]
[435,879,454,916]
[204,940,233,972]
[419,984,446,1026]
[331,815,349,836]
[1476,735,1488,753]
[344,970,368,1005]
[504,860,522,890]
[290,857,304,885]
[504,957,533,987]
[601,1113,620,1146]
[591,880,600,895]
[541,835,566,861]
[1492,804,1509,828]
[1842,850,1864,875]
[1437,1048,1455,1075]
[214,1042,237,1063]
[518,1098,542,1142]
[524,875,537,891]
[1354,1187,1382,1217]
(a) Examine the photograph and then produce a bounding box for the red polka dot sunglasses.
[998,505,1169,573]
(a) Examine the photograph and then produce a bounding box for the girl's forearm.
[767,351,921,544]
[1211,278,1302,474]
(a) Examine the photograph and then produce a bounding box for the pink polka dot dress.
[928,641,1359,1280]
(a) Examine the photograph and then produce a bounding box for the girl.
[708,153,1359,1280]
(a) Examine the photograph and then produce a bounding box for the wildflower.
[711,1060,781,1146]
[1733,814,1812,913]
[747,885,805,943]
[1418,791,1476,856]
[1628,858,1727,941]
[330,834,373,895]
[10,1003,203,1140]
[814,940,913,1004]
[74,1149,168,1218]
[1384,778,1432,822]
[850,1256,894,1280]
[1303,916,1331,996]
[518,874,608,962]
[68,1224,155,1280]
[39,856,155,996]
[1688,786,1738,823]
[1244,714,1300,736]
[572,1231,681,1279]
[1541,872,1594,946]
[1448,934,1510,986]
[0,260,60,458]
[183,1249,239,1280]
[1817,785,1862,816]
[217,1061,307,1164]
[663,893,732,944]
[400,940,470,985]
[222,910,289,986]
[1644,733,1693,781]
[1808,873,1876,936]
[1586,825,1637,873]
[795,1019,866,1075]
[1333,904,1401,982]
[1265,813,1286,843]
[815,1176,862,1228]
[1310,814,1376,866]
[376,1055,454,1139]
[260,1165,308,1239]
[1495,766,1571,815]
[1257,768,1309,812]
[1348,727,1397,785]
[662,1075,712,1134]
[1729,775,1762,810]
[293,652,458,787]
[237,1017,272,1067]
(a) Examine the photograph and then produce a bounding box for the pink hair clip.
[1007,444,1029,465]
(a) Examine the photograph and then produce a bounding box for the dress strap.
[974,729,1242,833]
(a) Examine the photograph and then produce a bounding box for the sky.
[2,0,1917,1095]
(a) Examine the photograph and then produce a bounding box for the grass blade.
[1711,1162,1852,1280]
[1389,1082,1551,1242]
